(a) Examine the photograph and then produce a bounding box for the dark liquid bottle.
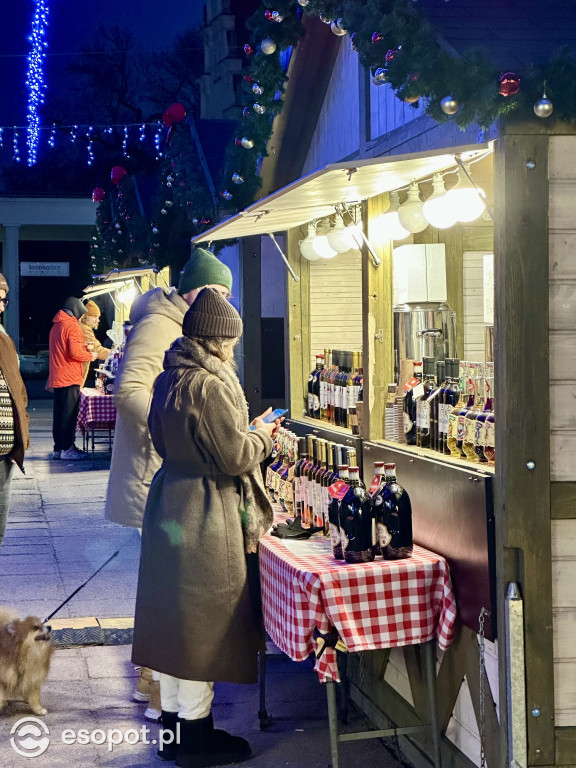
[339,466,375,564]
[307,355,324,419]
[403,361,422,445]
[368,461,386,556]
[293,443,308,524]
[301,435,316,528]
[416,357,437,449]
[328,462,348,559]
[431,360,445,451]
[439,359,460,455]
[474,364,493,463]
[381,463,413,560]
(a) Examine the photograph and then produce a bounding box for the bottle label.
[403,412,413,435]
[403,377,419,391]
[320,380,327,410]
[328,480,349,500]
[294,476,301,504]
[438,403,449,434]
[448,411,458,438]
[329,522,341,548]
[369,476,383,496]
[474,419,485,446]
[310,394,320,411]
[266,466,274,489]
[278,478,286,500]
[465,418,476,444]
[420,401,430,429]
[412,382,425,400]
[457,415,467,441]
[377,521,392,548]
[340,528,349,552]
[485,420,495,448]
[285,480,293,504]
[307,393,314,412]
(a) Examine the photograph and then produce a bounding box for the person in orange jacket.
[47,297,97,461]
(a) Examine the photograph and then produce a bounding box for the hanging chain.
[479,607,491,768]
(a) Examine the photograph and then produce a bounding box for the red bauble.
[110,166,127,186]
[243,43,254,55]
[371,32,384,44]
[162,102,186,126]
[92,187,105,203]
[385,48,398,62]
[499,72,521,97]
[243,75,253,82]
[264,9,273,20]
[235,138,243,147]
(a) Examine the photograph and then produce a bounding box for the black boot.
[175,713,251,768]
[157,710,180,762]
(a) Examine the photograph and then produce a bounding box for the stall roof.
[194,144,493,243]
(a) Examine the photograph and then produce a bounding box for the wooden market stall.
[193,24,576,768]
[82,265,171,326]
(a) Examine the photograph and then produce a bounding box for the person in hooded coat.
[132,288,279,768]
[47,297,96,461]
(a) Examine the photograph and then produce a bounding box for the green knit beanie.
[178,247,233,295]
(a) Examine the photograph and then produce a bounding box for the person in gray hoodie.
[104,247,233,718]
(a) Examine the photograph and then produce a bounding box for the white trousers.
[160,673,215,720]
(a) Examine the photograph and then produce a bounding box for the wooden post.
[494,129,553,766]
[241,236,262,418]
[286,226,309,419]
[363,196,394,440]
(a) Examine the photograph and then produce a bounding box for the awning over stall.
[194,143,493,243]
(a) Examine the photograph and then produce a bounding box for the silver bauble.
[152,226,159,234]
[232,173,245,184]
[222,190,233,201]
[440,96,459,115]
[252,83,264,95]
[260,38,277,55]
[165,200,174,207]
[534,96,554,118]
[271,11,283,22]
[241,137,255,149]
[319,13,330,24]
[297,0,308,5]
[331,19,347,36]
[161,208,168,215]
[253,103,266,115]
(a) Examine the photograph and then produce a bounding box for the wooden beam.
[363,196,394,440]
[494,130,554,766]
[286,226,309,419]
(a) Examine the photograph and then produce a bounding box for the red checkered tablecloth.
[259,532,457,682]
[77,388,117,432]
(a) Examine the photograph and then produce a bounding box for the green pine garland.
[221,0,576,211]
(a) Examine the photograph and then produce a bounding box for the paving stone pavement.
[0,400,407,767]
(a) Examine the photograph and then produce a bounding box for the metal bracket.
[374,329,384,343]
[335,203,381,267]
[267,233,300,283]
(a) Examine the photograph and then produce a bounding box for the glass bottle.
[339,466,375,564]
[293,440,307,523]
[444,359,463,456]
[462,363,482,461]
[403,361,423,445]
[416,357,437,449]
[301,435,315,528]
[312,440,327,529]
[431,360,445,452]
[483,369,495,466]
[368,461,386,556]
[327,351,340,425]
[307,354,324,419]
[328,462,349,559]
[320,441,335,535]
[381,463,413,560]
[474,364,493,464]
[319,349,331,422]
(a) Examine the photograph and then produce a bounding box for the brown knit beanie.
[84,300,101,317]
[183,288,242,339]
[0,274,9,293]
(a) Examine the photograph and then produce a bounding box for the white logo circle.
[10,717,50,758]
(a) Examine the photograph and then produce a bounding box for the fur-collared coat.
[132,337,274,684]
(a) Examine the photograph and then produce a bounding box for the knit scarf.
[162,336,274,554]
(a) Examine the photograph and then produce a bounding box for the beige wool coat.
[132,337,274,684]
[104,287,190,528]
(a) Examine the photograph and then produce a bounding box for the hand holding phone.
[262,408,288,423]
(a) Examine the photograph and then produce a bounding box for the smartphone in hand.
[250,408,288,430]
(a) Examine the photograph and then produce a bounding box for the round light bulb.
[371,191,410,241]
[327,218,353,253]
[299,223,321,261]
[398,182,428,234]
[422,173,457,229]
[446,169,486,223]
[313,222,337,259]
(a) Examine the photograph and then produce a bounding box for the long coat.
[132,339,274,684]
[104,287,189,528]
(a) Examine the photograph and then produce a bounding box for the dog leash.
[43,550,120,624]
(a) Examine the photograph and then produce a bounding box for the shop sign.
[20,262,70,277]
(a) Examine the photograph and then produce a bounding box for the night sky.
[0,0,205,126]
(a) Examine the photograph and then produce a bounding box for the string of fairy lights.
[24,0,50,166]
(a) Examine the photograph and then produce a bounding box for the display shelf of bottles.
[368,438,494,475]
[306,348,363,434]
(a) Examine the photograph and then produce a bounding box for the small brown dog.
[0,607,52,716]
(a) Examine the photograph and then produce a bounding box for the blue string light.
[139,123,146,142]
[0,128,3,148]
[154,122,163,160]
[25,0,50,166]
[122,125,130,157]
[48,123,56,147]
[86,126,94,165]
[13,129,21,163]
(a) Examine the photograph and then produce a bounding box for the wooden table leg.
[326,680,340,768]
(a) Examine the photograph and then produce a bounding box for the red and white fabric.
[259,532,457,682]
[77,388,117,432]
